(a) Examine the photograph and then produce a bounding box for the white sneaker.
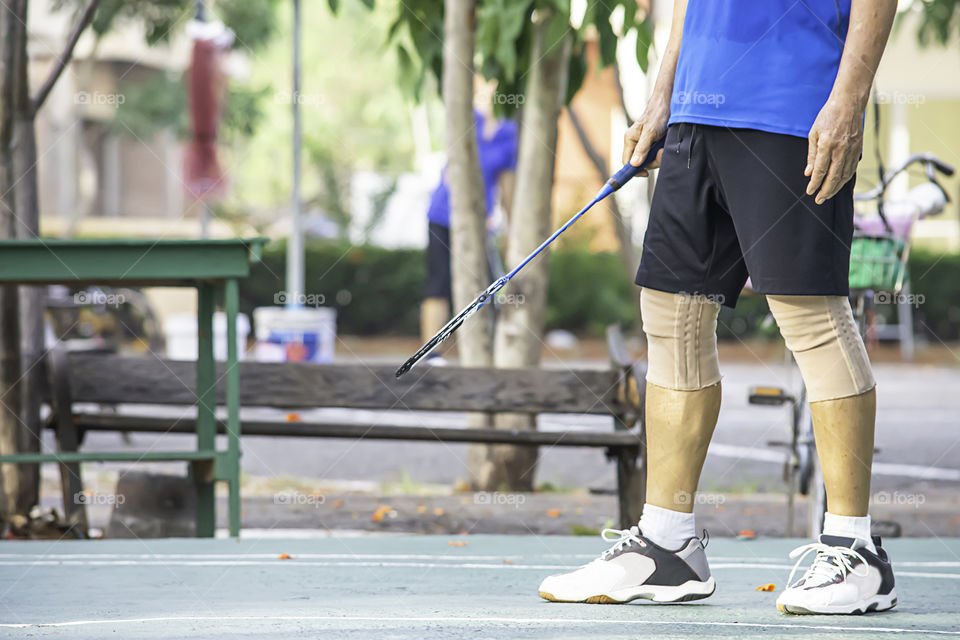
[777,534,897,615]
[538,526,715,604]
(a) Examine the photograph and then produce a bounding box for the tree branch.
[566,104,638,279]
[30,0,101,114]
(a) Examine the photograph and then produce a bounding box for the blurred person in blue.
[421,91,517,363]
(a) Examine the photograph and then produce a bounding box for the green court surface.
[1,535,958,639]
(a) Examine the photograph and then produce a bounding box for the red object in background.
[185,27,228,199]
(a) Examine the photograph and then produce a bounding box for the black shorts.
[635,123,854,308]
[425,222,452,300]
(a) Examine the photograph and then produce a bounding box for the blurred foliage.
[229,0,423,212]
[902,249,960,341]
[241,240,427,335]
[912,0,960,46]
[336,0,653,113]
[240,242,960,342]
[544,248,637,335]
[55,0,282,49]
[112,72,269,143]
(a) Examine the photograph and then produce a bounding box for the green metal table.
[0,238,268,537]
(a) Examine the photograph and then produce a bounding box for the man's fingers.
[806,138,831,197]
[816,151,846,204]
[623,124,642,165]
[631,131,657,166]
[805,130,819,177]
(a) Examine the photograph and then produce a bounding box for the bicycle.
[748,151,954,538]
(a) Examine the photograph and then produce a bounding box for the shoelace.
[786,542,869,588]
[599,526,645,559]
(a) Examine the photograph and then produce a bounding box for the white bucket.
[252,306,337,363]
[164,312,250,361]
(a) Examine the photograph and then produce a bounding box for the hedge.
[239,241,960,341]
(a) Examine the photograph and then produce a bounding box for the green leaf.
[359,0,375,9]
[589,2,616,68]
[635,16,653,73]
[327,0,339,14]
[564,46,586,104]
[395,44,419,100]
[622,0,637,34]
[543,7,571,61]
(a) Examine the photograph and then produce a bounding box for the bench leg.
[225,278,241,538]
[50,344,87,536]
[615,447,645,529]
[195,282,216,537]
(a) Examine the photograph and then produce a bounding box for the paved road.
[60,361,960,496]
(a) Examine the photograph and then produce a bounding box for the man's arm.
[622,0,689,173]
[806,0,897,204]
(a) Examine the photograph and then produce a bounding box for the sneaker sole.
[539,577,716,604]
[777,590,898,615]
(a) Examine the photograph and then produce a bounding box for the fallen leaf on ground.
[449,541,468,547]
[546,509,562,518]
[755,583,775,592]
[433,507,445,516]
[278,553,292,560]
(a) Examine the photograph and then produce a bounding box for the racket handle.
[605,137,666,193]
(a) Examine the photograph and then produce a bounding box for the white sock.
[638,504,696,550]
[822,512,876,553]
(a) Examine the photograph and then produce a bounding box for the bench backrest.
[63,353,628,416]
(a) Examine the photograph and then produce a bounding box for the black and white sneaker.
[777,534,897,615]
[538,526,715,604]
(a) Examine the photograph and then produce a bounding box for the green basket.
[848,235,905,291]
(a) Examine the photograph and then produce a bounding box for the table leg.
[195,283,216,537]
[225,278,241,537]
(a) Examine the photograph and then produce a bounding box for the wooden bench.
[44,327,647,537]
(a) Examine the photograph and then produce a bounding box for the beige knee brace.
[766,295,875,402]
[641,288,722,391]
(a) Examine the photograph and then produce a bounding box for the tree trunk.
[14,115,42,516]
[0,0,26,522]
[443,0,493,369]
[443,0,498,489]
[476,9,571,491]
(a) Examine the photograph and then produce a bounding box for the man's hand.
[805,95,865,205]
[622,102,669,176]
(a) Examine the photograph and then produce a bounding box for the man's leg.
[765,295,876,526]
[537,289,720,604]
[422,222,452,361]
[639,288,722,548]
[420,297,450,344]
[767,295,896,615]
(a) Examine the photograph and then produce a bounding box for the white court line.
[0,615,958,635]
[1,553,957,568]
[0,559,958,579]
[707,443,960,481]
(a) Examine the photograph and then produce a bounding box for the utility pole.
[285,0,304,308]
